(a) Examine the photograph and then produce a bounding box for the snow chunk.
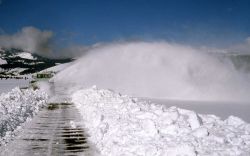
[225,116,245,127]
[178,109,203,130]
[166,145,197,156]
[191,127,209,138]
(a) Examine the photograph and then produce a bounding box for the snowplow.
[30,71,55,89]
[32,71,55,79]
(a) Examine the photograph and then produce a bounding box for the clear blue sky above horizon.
[0,0,250,47]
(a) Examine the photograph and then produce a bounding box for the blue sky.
[0,0,250,47]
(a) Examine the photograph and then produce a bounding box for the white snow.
[72,87,250,156]
[0,88,48,145]
[7,67,27,75]
[0,58,7,65]
[17,52,36,60]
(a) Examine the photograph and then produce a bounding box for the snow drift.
[72,87,250,156]
[55,42,250,102]
[0,88,48,145]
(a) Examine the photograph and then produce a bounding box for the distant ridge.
[0,48,73,78]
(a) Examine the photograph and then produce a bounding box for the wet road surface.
[0,102,92,156]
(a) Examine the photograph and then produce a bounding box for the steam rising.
[0,26,53,54]
[55,42,250,102]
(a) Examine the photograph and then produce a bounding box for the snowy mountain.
[0,48,72,78]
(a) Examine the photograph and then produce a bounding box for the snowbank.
[0,88,48,145]
[72,87,250,156]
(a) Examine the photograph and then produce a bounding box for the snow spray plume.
[54,41,250,102]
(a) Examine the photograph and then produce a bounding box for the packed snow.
[0,87,48,145]
[17,52,36,60]
[72,87,250,156]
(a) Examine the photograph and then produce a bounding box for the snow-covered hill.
[0,48,72,78]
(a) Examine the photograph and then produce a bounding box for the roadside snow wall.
[0,88,48,145]
[72,87,250,156]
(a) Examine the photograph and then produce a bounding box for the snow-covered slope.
[0,58,7,65]
[41,62,73,73]
[16,52,36,60]
[0,48,72,78]
[0,88,48,145]
[72,87,250,156]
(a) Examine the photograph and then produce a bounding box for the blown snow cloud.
[55,41,250,102]
[0,26,53,54]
